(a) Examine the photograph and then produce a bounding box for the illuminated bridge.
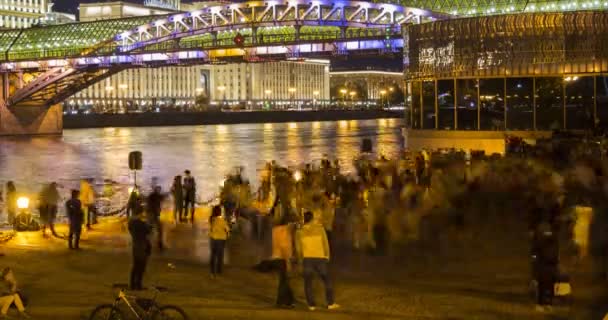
[0,0,447,135]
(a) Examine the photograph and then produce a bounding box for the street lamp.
[218,86,226,107]
[349,91,356,109]
[289,87,296,110]
[264,89,272,109]
[340,88,347,107]
[313,90,320,110]
[380,89,387,109]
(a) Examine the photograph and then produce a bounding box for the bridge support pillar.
[294,25,301,41]
[211,31,218,46]
[252,27,258,44]
[340,26,347,39]
[0,74,63,136]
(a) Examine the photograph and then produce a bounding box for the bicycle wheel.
[153,305,189,320]
[89,304,124,320]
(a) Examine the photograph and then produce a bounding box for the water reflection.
[0,119,403,199]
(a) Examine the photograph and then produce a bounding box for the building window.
[506,78,533,130]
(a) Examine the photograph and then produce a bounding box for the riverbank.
[63,110,402,129]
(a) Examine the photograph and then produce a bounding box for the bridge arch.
[4,1,448,108]
[112,0,444,53]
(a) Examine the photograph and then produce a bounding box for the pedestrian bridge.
[0,0,448,135]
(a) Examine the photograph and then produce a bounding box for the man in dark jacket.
[128,210,152,291]
[183,170,196,223]
[147,186,165,250]
[65,190,84,250]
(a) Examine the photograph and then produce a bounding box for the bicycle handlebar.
[111,283,169,293]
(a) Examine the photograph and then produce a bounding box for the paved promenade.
[0,211,605,320]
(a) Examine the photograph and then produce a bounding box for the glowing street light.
[288,88,296,109]
[218,86,226,106]
[17,197,29,210]
[313,90,320,109]
[380,89,387,109]
[340,88,348,106]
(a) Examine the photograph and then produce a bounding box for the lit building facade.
[0,0,48,29]
[330,70,403,100]
[209,61,330,107]
[79,1,176,22]
[68,60,330,111]
[404,11,608,132]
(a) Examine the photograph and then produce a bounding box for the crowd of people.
[1,137,608,316]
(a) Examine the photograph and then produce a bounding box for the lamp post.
[105,85,115,113]
[349,91,356,109]
[289,87,296,110]
[380,89,387,109]
[339,88,347,108]
[264,89,272,110]
[313,90,320,110]
[218,85,226,108]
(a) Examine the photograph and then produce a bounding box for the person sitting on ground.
[0,268,29,319]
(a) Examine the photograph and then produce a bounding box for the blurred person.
[5,182,16,226]
[272,215,295,308]
[0,268,29,319]
[532,220,559,312]
[209,205,229,277]
[170,176,183,224]
[79,179,96,230]
[296,211,339,311]
[183,170,196,223]
[128,208,152,290]
[321,192,336,250]
[146,186,165,251]
[39,182,60,238]
[125,187,141,219]
[65,190,84,250]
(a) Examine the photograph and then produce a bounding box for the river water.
[0,119,403,201]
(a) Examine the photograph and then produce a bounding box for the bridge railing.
[3,27,401,64]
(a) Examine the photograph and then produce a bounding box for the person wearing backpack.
[183,170,196,223]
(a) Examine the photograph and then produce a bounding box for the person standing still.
[170,176,183,224]
[39,182,60,238]
[147,186,165,251]
[79,179,96,230]
[183,170,196,223]
[128,210,152,291]
[5,182,16,226]
[209,205,229,278]
[272,216,295,308]
[66,190,84,250]
[296,211,340,311]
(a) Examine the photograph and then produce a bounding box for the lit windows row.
[409,76,608,131]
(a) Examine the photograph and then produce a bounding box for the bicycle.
[88,284,188,320]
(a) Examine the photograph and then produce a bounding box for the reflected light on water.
[339,120,348,129]
[0,120,403,199]
[216,125,228,134]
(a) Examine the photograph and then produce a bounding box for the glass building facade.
[404,11,608,131]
